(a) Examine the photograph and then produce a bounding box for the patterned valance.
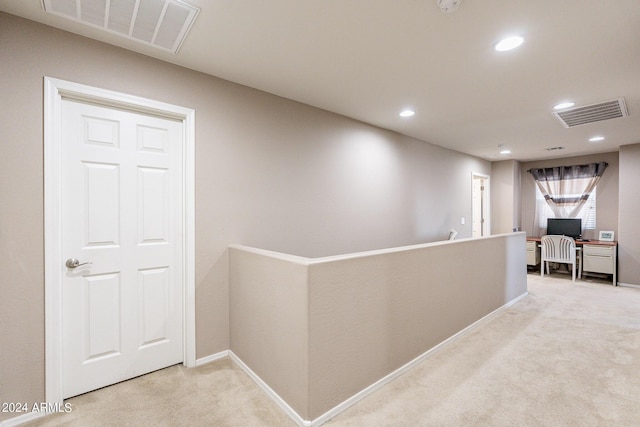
[527,162,608,181]
[527,162,608,219]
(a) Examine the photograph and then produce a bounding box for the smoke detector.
[437,0,464,13]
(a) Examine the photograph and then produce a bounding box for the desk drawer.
[583,255,614,274]
[526,241,539,266]
[526,250,540,266]
[583,244,614,257]
[583,244,615,275]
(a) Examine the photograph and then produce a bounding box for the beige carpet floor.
[25,273,640,427]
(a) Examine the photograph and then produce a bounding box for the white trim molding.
[309,291,528,426]
[471,172,491,237]
[618,282,640,289]
[195,350,230,367]
[0,411,49,427]
[229,352,312,427]
[230,291,529,427]
[43,77,196,405]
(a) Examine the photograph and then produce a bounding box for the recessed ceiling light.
[437,0,464,13]
[399,109,415,118]
[498,144,511,154]
[589,136,605,142]
[494,36,524,52]
[554,101,575,110]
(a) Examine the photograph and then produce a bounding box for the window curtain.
[528,162,607,230]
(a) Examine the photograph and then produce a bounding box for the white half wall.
[229,233,528,422]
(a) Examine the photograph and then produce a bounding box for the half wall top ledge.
[229,233,527,424]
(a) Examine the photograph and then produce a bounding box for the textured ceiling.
[2,0,639,161]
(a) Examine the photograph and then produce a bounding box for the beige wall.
[520,152,619,240]
[618,144,640,285]
[307,234,527,419]
[491,160,522,234]
[0,12,491,418]
[519,149,640,285]
[229,234,527,421]
[228,246,310,416]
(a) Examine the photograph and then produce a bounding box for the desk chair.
[541,235,579,281]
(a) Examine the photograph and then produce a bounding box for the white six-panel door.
[60,99,183,398]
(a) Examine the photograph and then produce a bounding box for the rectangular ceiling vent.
[42,0,200,54]
[552,98,628,128]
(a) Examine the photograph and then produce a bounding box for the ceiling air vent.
[552,98,628,128]
[42,0,200,54]
[545,146,565,152]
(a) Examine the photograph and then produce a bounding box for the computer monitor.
[546,218,582,239]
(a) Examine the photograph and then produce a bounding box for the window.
[528,162,606,236]
[536,185,597,230]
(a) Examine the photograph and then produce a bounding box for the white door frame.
[44,77,196,405]
[472,172,491,237]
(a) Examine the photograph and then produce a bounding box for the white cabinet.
[582,244,617,286]
[526,240,540,266]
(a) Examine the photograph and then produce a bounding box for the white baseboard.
[618,282,640,289]
[308,291,529,426]
[229,351,311,426]
[231,291,529,427]
[1,293,529,427]
[0,410,49,427]
[195,350,229,367]
[1,352,229,427]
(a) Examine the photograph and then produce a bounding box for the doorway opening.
[472,173,490,238]
[44,77,196,405]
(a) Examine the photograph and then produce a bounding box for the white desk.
[526,238,618,286]
[582,243,617,286]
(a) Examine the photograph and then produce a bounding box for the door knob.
[65,258,92,269]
